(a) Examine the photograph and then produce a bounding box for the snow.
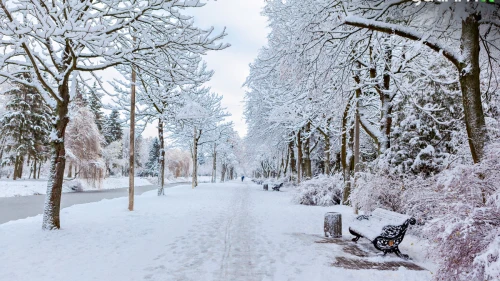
[0,181,433,281]
[0,177,152,198]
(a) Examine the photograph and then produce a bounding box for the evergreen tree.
[103,109,123,144]
[381,82,464,176]
[0,82,51,179]
[145,137,160,177]
[86,83,104,132]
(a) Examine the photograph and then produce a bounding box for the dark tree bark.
[297,131,303,183]
[13,156,20,180]
[221,163,226,182]
[32,158,37,180]
[341,95,354,174]
[283,146,289,176]
[67,161,73,178]
[288,137,296,181]
[303,123,312,179]
[42,88,70,230]
[192,127,200,188]
[212,143,217,183]
[158,119,165,196]
[37,161,41,179]
[458,13,487,163]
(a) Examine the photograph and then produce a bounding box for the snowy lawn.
[0,177,152,198]
[0,181,434,281]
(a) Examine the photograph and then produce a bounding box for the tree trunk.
[32,158,37,180]
[343,108,355,205]
[38,161,41,179]
[42,88,70,230]
[318,127,331,175]
[297,131,302,184]
[278,152,284,178]
[221,163,226,182]
[158,119,165,196]
[192,127,198,188]
[354,83,360,173]
[283,147,289,176]
[13,156,19,180]
[288,138,296,181]
[303,123,312,179]
[128,63,136,211]
[379,46,393,152]
[67,161,73,178]
[341,96,353,174]
[212,143,217,183]
[459,12,487,163]
[17,155,24,179]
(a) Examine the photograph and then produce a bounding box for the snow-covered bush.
[293,174,343,206]
[414,143,500,281]
[351,172,405,213]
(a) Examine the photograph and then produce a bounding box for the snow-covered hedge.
[415,143,500,281]
[351,143,500,281]
[293,174,343,206]
[351,173,405,213]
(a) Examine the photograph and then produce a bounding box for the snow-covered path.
[0,181,432,281]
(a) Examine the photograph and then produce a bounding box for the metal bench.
[348,208,416,259]
[272,182,283,191]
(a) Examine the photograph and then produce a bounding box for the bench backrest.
[371,208,409,226]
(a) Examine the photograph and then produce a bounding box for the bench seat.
[348,208,416,259]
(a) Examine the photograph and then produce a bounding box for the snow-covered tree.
[86,83,104,132]
[102,140,124,177]
[0,80,51,180]
[103,110,123,145]
[0,0,228,229]
[169,88,230,188]
[144,137,160,178]
[65,102,104,188]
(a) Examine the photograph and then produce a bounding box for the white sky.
[141,0,270,139]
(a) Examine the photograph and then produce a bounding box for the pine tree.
[86,83,104,132]
[0,82,51,179]
[103,109,123,144]
[145,137,160,177]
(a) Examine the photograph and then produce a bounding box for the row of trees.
[245,0,499,185]
[244,1,499,280]
[0,0,233,229]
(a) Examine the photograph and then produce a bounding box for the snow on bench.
[272,182,283,191]
[348,208,416,260]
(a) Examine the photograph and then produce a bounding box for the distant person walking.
[241,176,245,182]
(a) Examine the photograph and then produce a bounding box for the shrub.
[350,172,405,213]
[293,174,343,206]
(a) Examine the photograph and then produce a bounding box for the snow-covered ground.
[0,177,152,198]
[0,181,434,281]
[163,175,212,184]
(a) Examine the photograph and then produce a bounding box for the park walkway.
[0,181,431,281]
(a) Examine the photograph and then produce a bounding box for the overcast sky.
[141,0,269,138]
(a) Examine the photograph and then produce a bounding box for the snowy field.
[0,181,433,281]
[0,177,152,198]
